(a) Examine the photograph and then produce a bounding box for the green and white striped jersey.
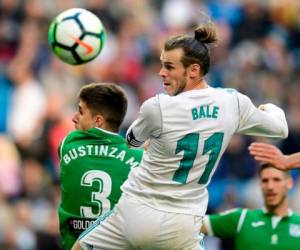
[124,87,288,216]
[205,208,300,250]
[58,127,143,250]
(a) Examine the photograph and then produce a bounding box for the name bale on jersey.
[192,105,219,121]
[62,144,140,168]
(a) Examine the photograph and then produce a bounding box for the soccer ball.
[48,8,106,65]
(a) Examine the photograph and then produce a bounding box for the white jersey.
[123,87,288,216]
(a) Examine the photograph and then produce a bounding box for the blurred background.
[0,0,300,249]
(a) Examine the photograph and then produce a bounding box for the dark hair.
[258,163,290,178]
[79,83,128,132]
[164,22,218,76]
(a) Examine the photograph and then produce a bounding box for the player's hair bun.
[194,22,218,45]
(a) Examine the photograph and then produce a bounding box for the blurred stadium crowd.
[0,0,300,249]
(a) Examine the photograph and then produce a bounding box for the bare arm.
[200,216,212,235]
[249,142,300,170]
[200,223,208,234]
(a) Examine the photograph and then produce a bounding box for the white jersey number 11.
[172,132,224,184]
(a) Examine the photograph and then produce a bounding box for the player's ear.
[287,177,293,190]
[95,114,105,128]
[188,63,201,78]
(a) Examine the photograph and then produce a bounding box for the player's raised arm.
[236,93,288,139]
[249,142,300,170]
[126,96,162,147]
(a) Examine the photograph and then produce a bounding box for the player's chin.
[265,198,279,207]
[163,85,174,95]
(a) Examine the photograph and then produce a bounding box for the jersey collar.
[94,127,120,136]
[262,207,293,217]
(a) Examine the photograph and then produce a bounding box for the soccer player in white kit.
[72,21,288,250]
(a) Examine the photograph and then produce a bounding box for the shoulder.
[224,207,244,213]
[211,87,238,97]
[208,208,245,220]
[211,87,241,105]
[213,87,250,100]
[218,207,245,217]
[239,209,272,224]
[140,95,162,116]
[291,212,300,222]
[58,130,80,160]
[59,130,92,151]
[142,94,167,106]
[62,130,85,144]
[214,87,238,95]
[243,208,263,218]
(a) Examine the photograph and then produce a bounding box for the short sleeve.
[205,208,245,238]
[58,135,68,162]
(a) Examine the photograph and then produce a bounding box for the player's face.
[260,167,292,210]
[72,100,96,130]
[159,48,188,96]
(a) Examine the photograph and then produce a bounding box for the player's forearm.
[200,224,208,234]
[201,216,214,236]
[286,152,300,169]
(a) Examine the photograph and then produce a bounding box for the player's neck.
[188,78,208,91]
[266,200,290,217]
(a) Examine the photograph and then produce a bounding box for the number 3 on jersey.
[80,170,112,218]
[172,132,224,184]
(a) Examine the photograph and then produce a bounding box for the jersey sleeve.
[204,208,245,238]
[126,96,162,147]
[58,142,62,162]
[58,135,68,162]
[236,93,288,138]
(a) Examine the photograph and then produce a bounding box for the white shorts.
[79,194,204,250]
